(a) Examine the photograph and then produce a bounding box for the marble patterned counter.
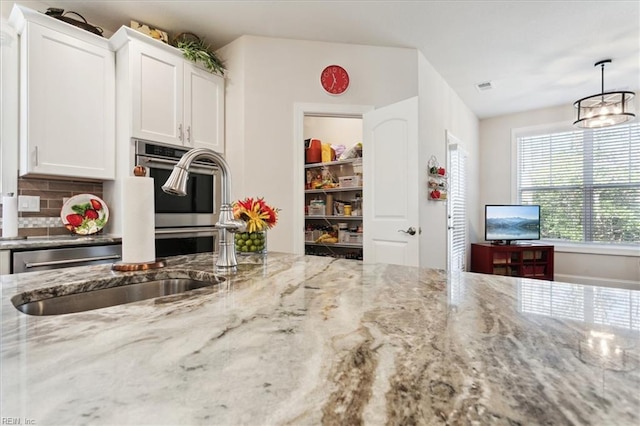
[1,252,638,425]
[0,234,121,251]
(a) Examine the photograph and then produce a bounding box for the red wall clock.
[320,65,350,95]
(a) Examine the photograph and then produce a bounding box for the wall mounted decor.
[320,65,350,95]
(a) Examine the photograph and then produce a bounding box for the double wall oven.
[135,140,220,258]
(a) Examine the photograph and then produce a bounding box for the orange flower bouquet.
[232,197,279,232]
[232,197,279,254]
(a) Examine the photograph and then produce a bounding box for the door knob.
[398,227,416,236]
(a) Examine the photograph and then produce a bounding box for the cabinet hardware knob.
[178,124,184,141]
[187,125,191,143]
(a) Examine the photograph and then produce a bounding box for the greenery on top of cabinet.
[172,34,225,75]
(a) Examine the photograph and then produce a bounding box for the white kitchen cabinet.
[129,39,183,144]
[116,28,224,153]
[184,63,224,152]
[9,6,115,180]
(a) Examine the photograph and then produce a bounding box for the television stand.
[471,243,554,280]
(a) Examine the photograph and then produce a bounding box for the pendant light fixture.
[573,59,635,128]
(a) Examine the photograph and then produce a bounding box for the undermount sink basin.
[13,278,224,316]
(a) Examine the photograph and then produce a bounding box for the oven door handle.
[137,156,218,175]
[24,254,122,269]
[155,228,218,239]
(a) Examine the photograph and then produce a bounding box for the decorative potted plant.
[232,197,279,254]
[172,32,225,75]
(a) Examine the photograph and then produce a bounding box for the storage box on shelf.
[304,156,364,259]
[470,243,554,280]
[338,175,361,188]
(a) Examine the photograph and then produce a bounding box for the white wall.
[219,36,480,269]
[480,104,640,287]
[304,116,362,149]
[417,53,480,269]
[218,35,419,254]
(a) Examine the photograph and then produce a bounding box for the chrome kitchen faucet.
[161,148,246,271]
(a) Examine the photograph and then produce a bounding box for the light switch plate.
[18,195,40,212]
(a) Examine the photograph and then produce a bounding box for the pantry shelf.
[305,242,362,248]
[305,186,363,194]
[304,158,360,169]
[305,215,363,220]
[304,139,363,260]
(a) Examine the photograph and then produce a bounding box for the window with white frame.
[516,122,639,245]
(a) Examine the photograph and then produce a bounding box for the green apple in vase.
[65,198,107,235]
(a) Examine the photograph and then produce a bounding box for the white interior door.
[447,133,468,272]
[363,97,419,266]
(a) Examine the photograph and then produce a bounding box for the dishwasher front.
[12,244,122,273]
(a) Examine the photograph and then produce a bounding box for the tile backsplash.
[1,177,103,237]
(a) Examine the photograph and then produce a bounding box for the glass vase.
[234,230,267,254]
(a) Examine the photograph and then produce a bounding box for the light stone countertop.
[1,252,638,425]
[0,234,121,251]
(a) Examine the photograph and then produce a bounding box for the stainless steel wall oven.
[134,140,220,257]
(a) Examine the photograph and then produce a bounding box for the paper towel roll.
[121,176,156,264]
[2,195,19,238]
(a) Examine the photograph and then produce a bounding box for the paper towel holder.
[112,259,167,271]
[112,164,167,272]
[2,192,25,240]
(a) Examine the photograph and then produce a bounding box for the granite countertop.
[1,252,638,425]
[0,234,121,250]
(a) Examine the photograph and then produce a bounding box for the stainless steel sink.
[14,278,223,316]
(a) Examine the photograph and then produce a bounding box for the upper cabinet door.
[184,63,224,152]
[20,22,115,180]
[130,41,184,145]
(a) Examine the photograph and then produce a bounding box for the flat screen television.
[485,205,540,244]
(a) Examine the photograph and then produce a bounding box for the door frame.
[292,103,373,255]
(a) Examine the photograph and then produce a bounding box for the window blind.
[518,123,640,244]
[448,143,467,271]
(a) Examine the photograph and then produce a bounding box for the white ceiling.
[25,0,640,119]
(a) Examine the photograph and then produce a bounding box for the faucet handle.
[216,219,247,233]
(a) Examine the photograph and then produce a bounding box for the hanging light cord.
[600,62,604,93]
[594,59,611,95]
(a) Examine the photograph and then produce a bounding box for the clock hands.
[321,65,348,94]
[329,71,337,90]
